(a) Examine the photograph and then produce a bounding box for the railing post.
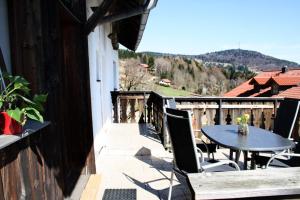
[271,99,278,130]
[147,93,153,124]
[120,98,128,123]
[250,109,255,126]
[111,91,119,123]
[129,99,136,123]
[218,99,223,125]
[225,109,232,125]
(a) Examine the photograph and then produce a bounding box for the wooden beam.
[187,167,300,200]
[85,0,114,35]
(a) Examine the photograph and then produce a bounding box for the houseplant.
[236,113,250,135]
[0,74,47,135]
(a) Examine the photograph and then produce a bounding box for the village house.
[139,63,149,72]
[159,78,172,86]
[224,67,300,99]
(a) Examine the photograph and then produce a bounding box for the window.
[271,84,279,95]
[0,0,11,72]
[113,61,118,90]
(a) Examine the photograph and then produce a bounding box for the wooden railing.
[111,91,300,147]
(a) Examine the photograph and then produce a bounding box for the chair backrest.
[273,99,300,139]
[166,98,176,109]
[165,108,200,173]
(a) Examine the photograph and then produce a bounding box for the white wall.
[86,0,119,171]
[0,0,11,72]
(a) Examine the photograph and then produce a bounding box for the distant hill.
[195,49,300,71]
[140,49,300,71]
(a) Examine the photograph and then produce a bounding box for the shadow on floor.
[138,124,162,144]
[123,173,191,200]
[134,147,172,172]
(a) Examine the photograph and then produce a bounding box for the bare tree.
[120,59,146,91]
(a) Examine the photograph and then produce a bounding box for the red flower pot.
[0,112,22,135]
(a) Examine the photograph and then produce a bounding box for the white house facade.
[85,0,157,171]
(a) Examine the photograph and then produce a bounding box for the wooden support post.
[84,0,114,34]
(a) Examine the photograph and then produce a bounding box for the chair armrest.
[266,151,300,168]
[201,159,240,171]
[196,147,204,163]
[196,138,211,160]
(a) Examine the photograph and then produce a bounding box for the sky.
[135,0,300,63]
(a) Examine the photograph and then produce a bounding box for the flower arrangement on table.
[236,114,250,135]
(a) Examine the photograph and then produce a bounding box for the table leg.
[250,152,257,170]
[235,150,241,164]
[229,149,234,160]
[243,151,248,170]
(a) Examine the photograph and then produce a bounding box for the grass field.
[155,85,192,97]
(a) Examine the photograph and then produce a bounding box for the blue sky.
[135,0,300,63]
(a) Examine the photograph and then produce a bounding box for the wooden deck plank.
[80,174,102,200]
[187,167,300,200]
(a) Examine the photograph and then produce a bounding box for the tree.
[142,55,148,64]
[120,59,146,91]
[148,56,155,70]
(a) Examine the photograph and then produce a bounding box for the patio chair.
[254,99,300,167]
[164,99,214,159]
[266,140,300,168]
[165,108,240,200]
[166,98,176,109]
[162,99,177,149]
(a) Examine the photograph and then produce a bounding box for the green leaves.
[33,94,48,112]
[7,108,23,123]
[1,74,47,125]
[24,107,44,123]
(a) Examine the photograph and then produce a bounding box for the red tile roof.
[249,87,271,97]
[161,79,171,83]
[269,77,300,86]
[275,86,300,100]
[250,77,270,85]
[224,69,300,98]
[223,80,253,97]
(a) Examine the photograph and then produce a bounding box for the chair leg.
[168,170,174,200]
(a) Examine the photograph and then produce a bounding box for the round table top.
[201,125,295,152]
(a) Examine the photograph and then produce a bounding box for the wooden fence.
[111,91,300,147]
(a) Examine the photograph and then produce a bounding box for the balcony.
[1,91,299,199]
[102,91,300,199]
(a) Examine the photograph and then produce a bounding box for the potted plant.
[0,74,47,135]
[236,113,250,135]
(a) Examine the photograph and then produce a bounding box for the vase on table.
[238,123,249,135]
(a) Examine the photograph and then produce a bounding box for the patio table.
[201,125,295,169]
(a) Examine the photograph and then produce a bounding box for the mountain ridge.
[139,49,300,71]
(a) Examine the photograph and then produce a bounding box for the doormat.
[102,189,136,200]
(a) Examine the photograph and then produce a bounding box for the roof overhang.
[86,0,158,51]
[111,0,158,51]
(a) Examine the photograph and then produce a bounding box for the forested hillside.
[119,49,255,96]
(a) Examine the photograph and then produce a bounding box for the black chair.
[165,99,215,159]
[162,99,177,150]
[255,99,300,167]
[165,108,240,200]
[273,99,300,140]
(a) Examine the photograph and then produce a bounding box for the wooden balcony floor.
[95,123,251,200]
